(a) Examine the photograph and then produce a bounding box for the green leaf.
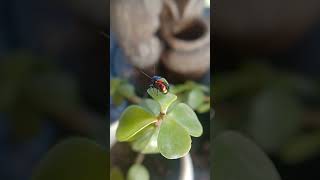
[187,88,205,109]
[167,103,202,137]
[139,98,160,116]
[110,78,122,96]
[170,84,191,94]
[32,137,107,180]
[118,83,136,98]
[247,88,302,152]
[198,84,209,93]
[131,125,160,154]
[110,167,125,180]
[158,119,191,159]
[196,102,210,113]
[116,105,157,141]
[25,72,80,112]
[127,164,149,180]
[147,88,177,114]
[112,92,125,106]
[212,131,281,180]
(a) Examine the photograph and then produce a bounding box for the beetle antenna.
[139,69,152,79]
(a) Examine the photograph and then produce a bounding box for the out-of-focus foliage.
[32,137,108,180]
[111,167,125,180]
[0,52,80,139]
[214,61,320,164]
[171,81,210,113]
[212,131,281,180]
[111,78,137,106]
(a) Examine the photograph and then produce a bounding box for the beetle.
[150,76,170,94]
[140,70,170,94]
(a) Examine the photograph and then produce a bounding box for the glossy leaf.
[158,119,191,159]
[212,131,281,180]
[139,98,160,116]
[110,167,124,180]
[127,164,149,180]
[187,88,205,109]
[147,88,177,114]
[167,103,202,137]
[131,125,160,154]
[116,105,157,141]
[32,138,107,180]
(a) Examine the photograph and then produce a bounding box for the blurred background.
[0,0,107,179]
[213,0,320,179]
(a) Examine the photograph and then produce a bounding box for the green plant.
[32,137,108,180]
[212,131,281,180]
[111,79,206,180]
[116,88,203,159]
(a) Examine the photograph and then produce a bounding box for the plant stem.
[135,153,145,164]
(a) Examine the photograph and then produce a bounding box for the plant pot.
[110,0,162,43]
[110,0,164,69]
[161,0,205,22]
[110,121,194,180]
[161,17,210,81]
[121,36,163,69]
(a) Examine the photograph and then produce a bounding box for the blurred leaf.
[198,84,209,93]
[110,79,123,96]
[170,84,191,94]
[25,72,80,112]
[158,119,191,159]
[116,105,157,141]
[112,92,125,106]
[118,83,136,98]
[110,167,125,180]
[127,164,149,180]
[139,98,160,116]
[187,88,205,109]
[147,88,177,114]
[280,132,320,164]
[167,103,203,137]
[32,137,107,180]
[214,62,275,101]
[131,125,160,154]
[212,131,281,180]
[196,102,210,113]
[247,88,302,152]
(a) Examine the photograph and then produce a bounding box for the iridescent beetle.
[140,71,170,94]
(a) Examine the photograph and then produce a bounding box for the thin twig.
[135,153,145,164]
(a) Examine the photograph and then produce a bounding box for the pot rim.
[163,17,210,51]
[110,120,194,180]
